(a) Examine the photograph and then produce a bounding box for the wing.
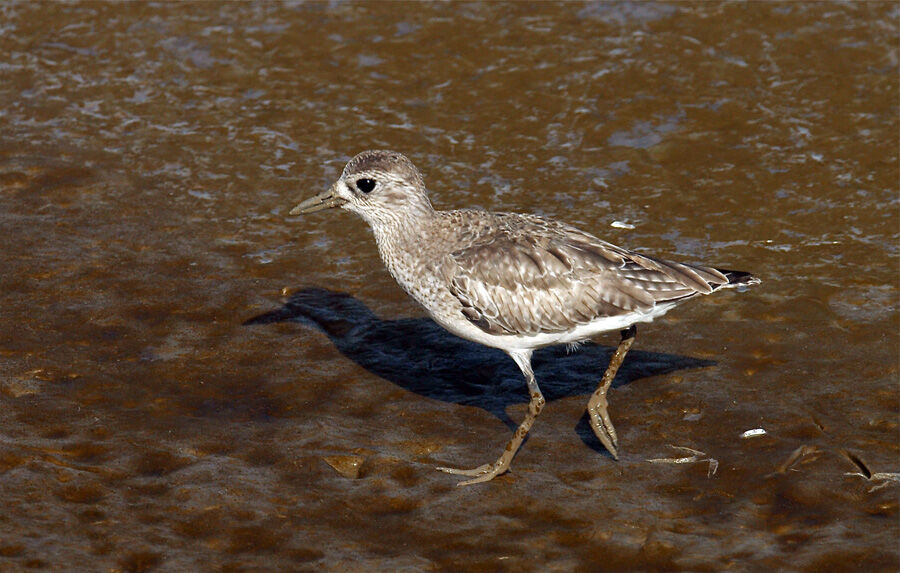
[440,214,729,336]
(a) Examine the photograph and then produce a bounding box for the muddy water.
[1,2,897,571]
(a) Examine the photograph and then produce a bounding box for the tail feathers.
[713,268,761,289]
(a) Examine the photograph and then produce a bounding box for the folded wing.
[440,214,729,336]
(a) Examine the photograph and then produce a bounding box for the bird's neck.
[367,205,441,291]
[369,204,436,251]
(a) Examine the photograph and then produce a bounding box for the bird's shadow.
[244,287,715,454]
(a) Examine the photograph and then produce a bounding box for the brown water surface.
[1,2,897,571]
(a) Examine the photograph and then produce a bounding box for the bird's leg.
[437,350,545,486]
[587,325,636,460]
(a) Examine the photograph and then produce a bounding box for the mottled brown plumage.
[291,150,759,485]
[438,210,731,336]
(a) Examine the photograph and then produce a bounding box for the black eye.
[356,178,376,193]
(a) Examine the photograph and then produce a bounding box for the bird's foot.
[588,398,619,460]
[436,461,508,486]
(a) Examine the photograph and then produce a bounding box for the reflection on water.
[0,1,897,571]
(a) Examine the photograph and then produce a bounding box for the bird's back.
[416,209,755,339]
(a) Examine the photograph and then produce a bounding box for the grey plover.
[290,150,759,485]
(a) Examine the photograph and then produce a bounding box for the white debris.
[740,428,767,438]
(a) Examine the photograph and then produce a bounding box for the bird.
[289,150,760,486]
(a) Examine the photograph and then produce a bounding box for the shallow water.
[1,2,897,571]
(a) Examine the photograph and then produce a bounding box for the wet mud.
[1,2,897,571]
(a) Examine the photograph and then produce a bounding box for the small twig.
[647,445,718,477]
[772,445,818,475]
[845,471,900,493]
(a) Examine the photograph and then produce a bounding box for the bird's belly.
[429,301,678,353]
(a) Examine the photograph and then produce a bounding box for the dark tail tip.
[715,268,761,287]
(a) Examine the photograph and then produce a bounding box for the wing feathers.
[442,212,733,336]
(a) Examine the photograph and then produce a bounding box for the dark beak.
[289,184,348,215]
